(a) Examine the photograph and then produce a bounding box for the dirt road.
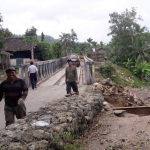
[81,87,150,150]
[0,64,86,129]
[82,110,150,150]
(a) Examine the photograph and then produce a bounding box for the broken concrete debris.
[92,78,144,107]
[114,110,126,117]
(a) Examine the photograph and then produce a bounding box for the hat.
[67,59,72,62]
[5,67,16,73]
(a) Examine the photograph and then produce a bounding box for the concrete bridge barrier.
[19,57,68,87]
[84,56,95,85]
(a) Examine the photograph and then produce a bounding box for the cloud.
[0,0,150,43]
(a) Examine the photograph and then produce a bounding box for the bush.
[99,62,115,78]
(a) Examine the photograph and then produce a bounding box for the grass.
[113,64,143,88]
[98,62,143,88]
[52,131,83,150]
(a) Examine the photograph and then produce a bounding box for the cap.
[67,59,72,62]
[5,67,16,73]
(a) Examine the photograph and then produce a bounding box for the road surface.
[0,63,86,129]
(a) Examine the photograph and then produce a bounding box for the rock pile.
[93,78,144,107]
[0,93,103,150]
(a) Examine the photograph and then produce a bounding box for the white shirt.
[28,65,38,73]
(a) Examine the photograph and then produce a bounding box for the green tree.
[108,8,147,62]
[87,38,93,47]
[51,42,62,58]
[59,29,78,56]
[87,38,93,57]
[74,42,88,55]
[0,13,3,27]
[129,33,150,64]
[25,26,37,36]
[3,28,13,37]
[0,13,12,48]
[59,32,70,56]
[41,32,45,41]
[70,29,78,50]
[37,41,54,60]
[100,41,104,47]
[91,41,97,47]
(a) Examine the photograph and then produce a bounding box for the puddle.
[112,106,150,116]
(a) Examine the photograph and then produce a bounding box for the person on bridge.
[65,59,79,95]
[28,61,38,89]
[0,67,28,126]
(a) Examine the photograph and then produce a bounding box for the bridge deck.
[0,65,86,129]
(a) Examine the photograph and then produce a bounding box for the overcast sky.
[0,0,150,43]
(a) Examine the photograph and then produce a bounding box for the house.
[0,51,12,69]
[92,47,105,62]
[2,38,38,66]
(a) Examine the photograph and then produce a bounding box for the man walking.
[0,67,28,126]
[28,61,38,89]
[65,59,79,95]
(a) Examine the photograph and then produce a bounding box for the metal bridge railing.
[19,57,68,87]
[84,56,95,85]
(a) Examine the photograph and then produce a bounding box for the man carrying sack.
[0,67,28,126]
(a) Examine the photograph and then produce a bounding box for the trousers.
[66,81,79,94]
[30,73,37,89]
[4,103,26,126]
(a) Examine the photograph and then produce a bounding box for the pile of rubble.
[93,78,144,108]
[0,92,103,150]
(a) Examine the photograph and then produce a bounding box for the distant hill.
[37,35,56,43]
[12,34,56,43]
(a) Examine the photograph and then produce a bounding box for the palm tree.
[70,29,78,50]
[87,38,93,46]
[87,38,93,57]
[59,33,70,56]
[91,41,97,47]
[129,36,150,64]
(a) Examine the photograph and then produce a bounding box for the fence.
[84,56,95,85]
[19,57,68,87]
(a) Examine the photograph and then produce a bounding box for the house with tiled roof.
[2,38,38,66]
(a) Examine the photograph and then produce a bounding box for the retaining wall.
[0,92,103,150]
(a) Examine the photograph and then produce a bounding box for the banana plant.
[132,61,150,79]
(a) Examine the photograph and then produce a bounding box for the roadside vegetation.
[103,8,150,84]
[98,62,143,88]
[1,8,150,84]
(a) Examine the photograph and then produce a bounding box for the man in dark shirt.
[65,59,79,95]
[0,67,28,126]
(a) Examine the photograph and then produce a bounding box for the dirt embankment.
[82,79,150,150]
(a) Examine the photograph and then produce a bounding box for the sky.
[0,0,150,44]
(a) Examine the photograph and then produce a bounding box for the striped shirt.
[0,78,28,106]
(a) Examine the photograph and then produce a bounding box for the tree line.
[0,13,101,60]
[1,8,150,80]
[104,8,150,80]
[0,13,100,60]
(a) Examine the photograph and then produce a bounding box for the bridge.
[0,56,95,129]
